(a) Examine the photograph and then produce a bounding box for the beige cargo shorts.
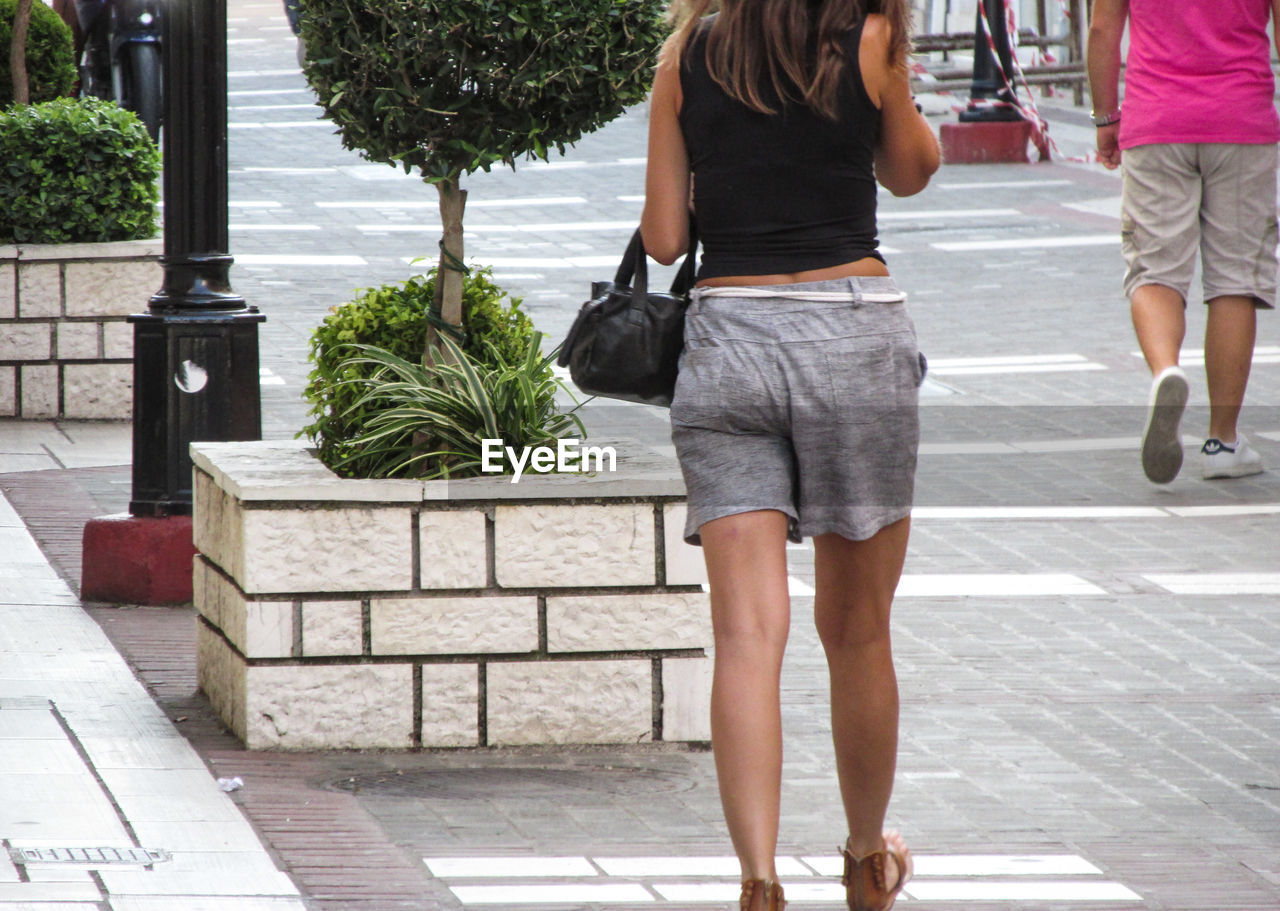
[1121,142,1278,309]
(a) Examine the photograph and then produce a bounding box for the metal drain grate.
[10,846,171,865]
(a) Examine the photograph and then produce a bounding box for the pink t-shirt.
[1120,0,1280,149]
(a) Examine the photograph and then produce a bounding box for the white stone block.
[239,506,413,594]
[64,260,161,317]
[419,509,487,589]
[494,503,655,588]
[56,321,101,360]
[196,624,246,741]
[20,364,58,418]
[192,557,222,629]
[0,366,15,416]
[661,656,713,742]
[487,660,652,745]
[63,363,132,419]
[300,600,363,656]
[16,262,61,317]
[0,262,15,319]
[0,322,51,361]
[194,556,292,658]
[102,320,134,359]
[663,503,708,585]
[546,592,711,653]
[421,664,479,747]
[370,596,536,655]
[245,663,413,749]
[193,470,240,580]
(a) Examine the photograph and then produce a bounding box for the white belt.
[694,286,907,304]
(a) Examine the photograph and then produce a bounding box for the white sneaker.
[1201,434,1264,479]
[1141,366,1189,484]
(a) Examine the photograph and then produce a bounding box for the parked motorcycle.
[72,0,164,140]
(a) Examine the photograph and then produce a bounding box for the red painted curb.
[940,120,1032,164]
[81,514,196,605]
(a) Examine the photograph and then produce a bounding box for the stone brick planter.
[0,239,160,419]
[191,440,713,750]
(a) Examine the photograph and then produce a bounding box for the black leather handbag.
[557,226,698,407]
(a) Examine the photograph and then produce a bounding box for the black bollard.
[127,0,264,517]
[958,0,1023,123]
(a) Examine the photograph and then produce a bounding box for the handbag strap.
[632,219,699,305]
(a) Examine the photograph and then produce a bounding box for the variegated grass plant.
[330,333,585,480]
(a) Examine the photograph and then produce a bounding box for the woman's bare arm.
[640,50,692,265]
[861,14,939,197]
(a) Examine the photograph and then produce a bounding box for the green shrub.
[0,0,76,105]
[328,334,583,480]
[303,267,551,478]
[0,97,160,244]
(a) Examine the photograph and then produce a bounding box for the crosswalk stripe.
[932,234,1118,252]
[425,854,1141,905]
[1144,572,1280,594]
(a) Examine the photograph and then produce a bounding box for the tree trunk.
[428,175,468,362]
[10,0,33,105]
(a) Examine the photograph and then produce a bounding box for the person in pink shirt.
[1088,0,1280,482]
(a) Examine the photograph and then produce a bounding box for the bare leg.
[813,517,911,864]
[700,510,792,882]
[1131,282,1186,374]
[1204,294,1257,442]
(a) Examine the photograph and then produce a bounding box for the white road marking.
[227,88,311,97]
[1166,503,1280,517]
[937,179,1074,190]
[1144,573,1280,595]
[235,167,332,174]
[229,120,333,129]
[227,68,303,78]
[878,208,1020,220]
[319,196,587,210]
[1131,345,1280,366]
[925,353,1106,376]
[226,201,282,208]
[932,234,1118,252]
[450,884,654,904]
[907,881,1141,901]
[912,506,1165,520]
[360,221,636,234]
[229,224,321,231]
[234,254,367,266]
[426,854,1140,905]
[228,103,318,111]
[895,574,1106,597]
[1062,196,1122,220]
[788,577,815,597]
[425,857,598,878]
[258,368,285,386]
[595,858,812,877]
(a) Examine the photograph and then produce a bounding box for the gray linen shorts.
[1121,142,1278,308]
[670,276,925,546]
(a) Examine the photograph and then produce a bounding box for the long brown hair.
[663,0,912,120]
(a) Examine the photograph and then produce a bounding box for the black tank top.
[678,17,883,280]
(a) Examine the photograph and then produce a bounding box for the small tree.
[2,0,74,105]
[300,0,666,354]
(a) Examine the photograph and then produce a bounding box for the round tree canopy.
[300,0,667,182]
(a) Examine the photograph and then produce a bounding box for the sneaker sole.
[1203,462,1264,480]
[1141,371,1188,484]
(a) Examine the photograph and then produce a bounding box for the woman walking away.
[641,1,939,909]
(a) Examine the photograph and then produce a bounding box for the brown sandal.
[739,879,786,911]
[841,836,911,911]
